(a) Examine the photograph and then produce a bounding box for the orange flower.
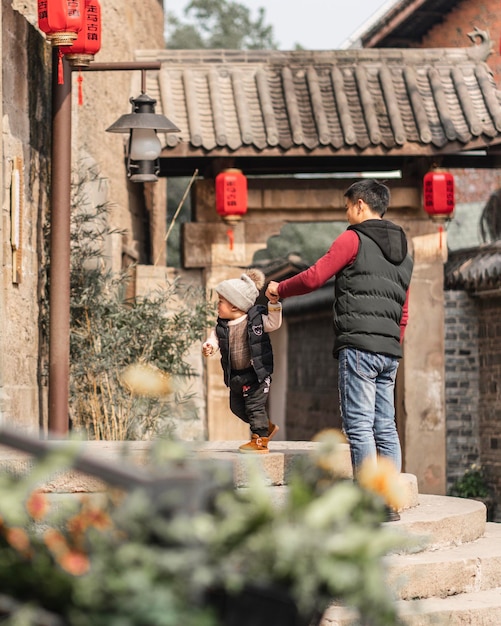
[67,505,112,538]
[67,513,89,538]
[58,549,90,576]
[43,528,69,557]
[357,456,405,511]
[26,491,50,521]
[83,506,112,531]
[5,527,31,554]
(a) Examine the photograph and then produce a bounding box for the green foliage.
[449,464,491,500]
[43,166,215,440]
[0,436,416,625]
[165,0,278,50]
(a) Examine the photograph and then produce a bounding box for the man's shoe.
[384,506,401,522]
[268,421,280,440]
[239,434,269,454]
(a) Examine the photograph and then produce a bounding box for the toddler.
[202,269,282,454]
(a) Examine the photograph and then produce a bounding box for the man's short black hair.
[344,179,390,217]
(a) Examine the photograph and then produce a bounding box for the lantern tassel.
[77,71,84,106]
[226,228,234,251]
[57,49,64,85]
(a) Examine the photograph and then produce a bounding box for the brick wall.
[445,291,501,521]
[452,169,501,206]
[444,292,481,489]
[478,296,501,516]
[418,0,501,208]
[420,0,501,84]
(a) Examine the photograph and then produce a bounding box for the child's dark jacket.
[216,305,273,387]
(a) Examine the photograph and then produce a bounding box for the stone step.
[398,588,501,625]
[251,491,486,552]
[387,522,501,600]
[322,587,501,626]
[0,440,418,511]
[388,494,487,550]
[319,499,501,626]
[196,441,419,510]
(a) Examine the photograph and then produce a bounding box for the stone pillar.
[404,231,447,495]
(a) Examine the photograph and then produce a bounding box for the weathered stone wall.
[1,2,52,433]
[1,0,166,433]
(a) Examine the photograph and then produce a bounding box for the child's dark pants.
[229,369,271,437]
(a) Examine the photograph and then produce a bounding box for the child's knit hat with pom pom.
[216,268,265,313]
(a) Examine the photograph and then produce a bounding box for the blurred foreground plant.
[0,431,419,626]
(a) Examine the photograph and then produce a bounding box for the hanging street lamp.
[106,93,180,183]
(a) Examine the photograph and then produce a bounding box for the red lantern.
[60,0,101,67]
[215,169,248,221]
[38,0,83,47]
[423,169,455,220]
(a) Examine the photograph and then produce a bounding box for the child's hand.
[266,281,280,303]
[202,342,214,357]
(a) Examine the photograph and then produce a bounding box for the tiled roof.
[136,31,501,160]
[445,243,501,293]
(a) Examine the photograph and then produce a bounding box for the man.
[266,180,413,501]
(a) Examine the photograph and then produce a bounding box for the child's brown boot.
[268,420,279,440]
[239,434,269,454]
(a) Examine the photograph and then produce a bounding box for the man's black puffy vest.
[333,233,413,358]
[216,305,273,387]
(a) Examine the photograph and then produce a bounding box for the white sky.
[163,0,395,50]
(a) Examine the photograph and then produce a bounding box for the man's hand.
[266,281,280,303]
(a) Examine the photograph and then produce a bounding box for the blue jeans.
[338,347,402,475]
